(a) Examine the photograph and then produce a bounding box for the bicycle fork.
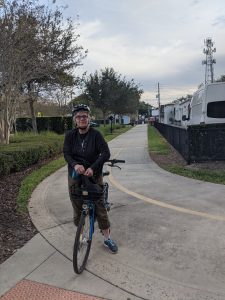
[81,203,95,242]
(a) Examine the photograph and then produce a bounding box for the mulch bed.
[150,143,187,168]
[0,168,38,264]
[0,156,61,264]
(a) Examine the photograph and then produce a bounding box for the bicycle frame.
[81,200,95,241]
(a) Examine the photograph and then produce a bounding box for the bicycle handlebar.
[105,159,125,170]
[107,159,125,165]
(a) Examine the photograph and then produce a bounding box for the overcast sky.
[42,0,225,106]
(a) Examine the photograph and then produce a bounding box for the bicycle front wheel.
[73,212,92,274]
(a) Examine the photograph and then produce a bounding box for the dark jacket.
[63,127,110,177]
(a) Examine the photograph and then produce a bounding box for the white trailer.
[183,82,225,125]
[160,103,175,125]
[179,98,191,127]
[161,99,191,126]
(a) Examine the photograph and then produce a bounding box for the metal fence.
[154,123,190,162]
[154,122,225,163]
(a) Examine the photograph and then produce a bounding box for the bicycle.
[72,158,125,274]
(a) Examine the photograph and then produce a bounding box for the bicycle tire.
[73,212,92,274]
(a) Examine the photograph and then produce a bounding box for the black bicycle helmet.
[72,104,90,115]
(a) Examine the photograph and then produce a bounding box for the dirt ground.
[0,156,61,264]
[0,168,38,264]
[150,141,225,171]
[150,146,187,168]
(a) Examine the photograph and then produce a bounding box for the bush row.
[0,133,64,178]
[15,117,120,134]
[16,117,73,134]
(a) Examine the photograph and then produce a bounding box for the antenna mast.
[202,38,216,84]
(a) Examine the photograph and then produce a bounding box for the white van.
[183,82,225,125]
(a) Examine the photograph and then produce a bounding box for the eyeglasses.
[75,115,89,120]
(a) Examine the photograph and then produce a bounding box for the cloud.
[212,15,225,27]
[78,20,202,86]
[190,0,200,6]
[48,0,225,105]
[77,17,218,105]
[78,19,103,38]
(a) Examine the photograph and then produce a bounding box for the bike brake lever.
[106,164,121,170]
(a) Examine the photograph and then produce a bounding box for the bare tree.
[0,1,33,143]
[0,0,86,143]
[20,3,86,132]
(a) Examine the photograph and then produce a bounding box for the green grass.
[16,125,132,212]
[148,125,225,185]
[99,124,132,142]
[17,156,66,213]
[10,131,63,143]
[164,165,225,185]
[0,131,64,151]
[148,125,170,155]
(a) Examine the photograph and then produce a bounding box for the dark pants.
[68,175,110,230]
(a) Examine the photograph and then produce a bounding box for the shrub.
[0,154,13,177]
[0,132,64,177]
[16,117,73,134]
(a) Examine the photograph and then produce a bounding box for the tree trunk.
[27,82,38,134]
[103,111,106,126]
[29,98,38,133]
[0,97,10,144]
[0,117,6,144]
[4,115,10,144]
[0,114,10,144]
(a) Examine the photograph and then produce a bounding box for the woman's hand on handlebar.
[75,164,85,175]
[84,167,93,177]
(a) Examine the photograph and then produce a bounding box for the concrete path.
[1,124,225,300]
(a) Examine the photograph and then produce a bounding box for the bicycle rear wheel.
[73,212,92,274]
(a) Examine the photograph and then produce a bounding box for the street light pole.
[156,82,161,122]
[109,115,114,134]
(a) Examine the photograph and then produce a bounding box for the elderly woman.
[63,104,118,253]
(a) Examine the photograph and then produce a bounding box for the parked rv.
[160,103,174,125]
[183,82,225,125]
[160,99,191,127]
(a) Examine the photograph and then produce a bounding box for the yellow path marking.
[109,173,225,222]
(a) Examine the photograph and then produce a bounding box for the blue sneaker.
[104,238,118,253]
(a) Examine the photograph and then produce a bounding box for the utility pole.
[156,82,161,122]
[202,38,216,84]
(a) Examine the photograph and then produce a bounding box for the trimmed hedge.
[0,154,13,177]
[0,132,64,177]
[15,117,119,134]
[16,117,73,134]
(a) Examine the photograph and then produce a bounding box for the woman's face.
[74,111,90,130]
